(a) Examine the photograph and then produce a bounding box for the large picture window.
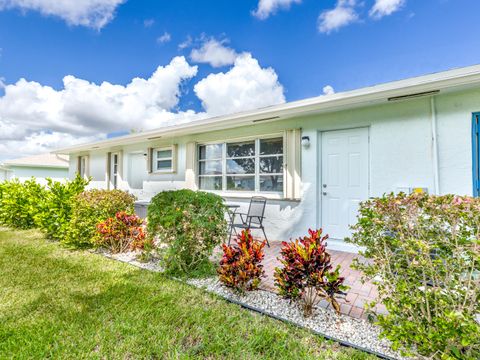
[198,137,283,193]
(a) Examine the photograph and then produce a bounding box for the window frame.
[152,146,175,174]
[197,135,284,195]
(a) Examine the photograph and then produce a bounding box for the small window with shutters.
[152,146,175,173]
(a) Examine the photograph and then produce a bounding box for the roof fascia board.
[54,65,480,154]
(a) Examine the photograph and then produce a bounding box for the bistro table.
[225,204,240,244]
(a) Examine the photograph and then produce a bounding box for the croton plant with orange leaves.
[274,229,347,316]
[218,229,266,292]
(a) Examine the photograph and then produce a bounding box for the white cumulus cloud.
[0,54,286,160]
[0,0,125,29]
[253,0,301,19]
[190,38,238,68]
[157,32,171,44]
[318,0,358,34]
[0,56,199,160]
[194,53,285,116]
[370,0,405,19]
[322,85,335,95]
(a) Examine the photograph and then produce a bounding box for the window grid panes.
[198,137,283,193]
[198,144,223,190]
[153,147,173,172]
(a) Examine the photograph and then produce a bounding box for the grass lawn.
[0,228,374,359]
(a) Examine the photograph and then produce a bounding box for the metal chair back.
[247,196,267,225]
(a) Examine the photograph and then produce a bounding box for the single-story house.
[0,153,69,185]
[0,165,9,182]
[54,65,480,252]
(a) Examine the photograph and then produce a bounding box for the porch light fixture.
[301,136,310,148]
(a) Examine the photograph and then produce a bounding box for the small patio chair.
[229,196,269,247]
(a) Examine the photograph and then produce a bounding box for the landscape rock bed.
[96,249,163,273]
[98,251,409,360]
[187,278,408,360]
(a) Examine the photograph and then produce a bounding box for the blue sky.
[0,0,479,159]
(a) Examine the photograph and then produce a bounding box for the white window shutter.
[284,129,302,200]
[185,142,198,190]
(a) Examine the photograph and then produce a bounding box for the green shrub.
[347,193,480,359]
[147,189,227,275]
[274,229,347,316]
[95,211,147,253]
[35,175,89,241]
[0,178,46,229]
[64,189,135,248]
[218,229,266,292]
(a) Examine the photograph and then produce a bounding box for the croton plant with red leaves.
[274,229,347,316]
[95,211,147,253]
[218,229,266,292]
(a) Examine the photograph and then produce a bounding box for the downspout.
[430,96,440,195]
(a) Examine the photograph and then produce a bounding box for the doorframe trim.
[316,126,371,238]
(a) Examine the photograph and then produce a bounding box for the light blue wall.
[69,88,480,249]
[9,166,68,184]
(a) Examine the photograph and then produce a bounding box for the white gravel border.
[96,250,410,360]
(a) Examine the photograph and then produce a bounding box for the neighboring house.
[55,65,480,252]
[1,153,69,185]
[0,165,9,182]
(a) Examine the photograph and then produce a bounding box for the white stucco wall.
[68,88,480,251]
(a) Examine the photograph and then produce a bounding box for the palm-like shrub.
[218,229,266,292]
[274,229,347,316]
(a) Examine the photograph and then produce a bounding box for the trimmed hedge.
[64,189,136,248]
[347,193,480,359]
[0,178,46,229]
[147,189,227,275]
[35,175,89,241]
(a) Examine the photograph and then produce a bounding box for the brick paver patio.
[258,240,386,320]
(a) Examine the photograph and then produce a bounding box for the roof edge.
[54,63,480,154]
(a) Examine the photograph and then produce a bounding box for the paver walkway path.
[258,240,386,319]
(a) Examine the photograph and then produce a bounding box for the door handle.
[322,192,327,196]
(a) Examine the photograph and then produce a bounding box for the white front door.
[128,153,146,189]
[321,128,369,240]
